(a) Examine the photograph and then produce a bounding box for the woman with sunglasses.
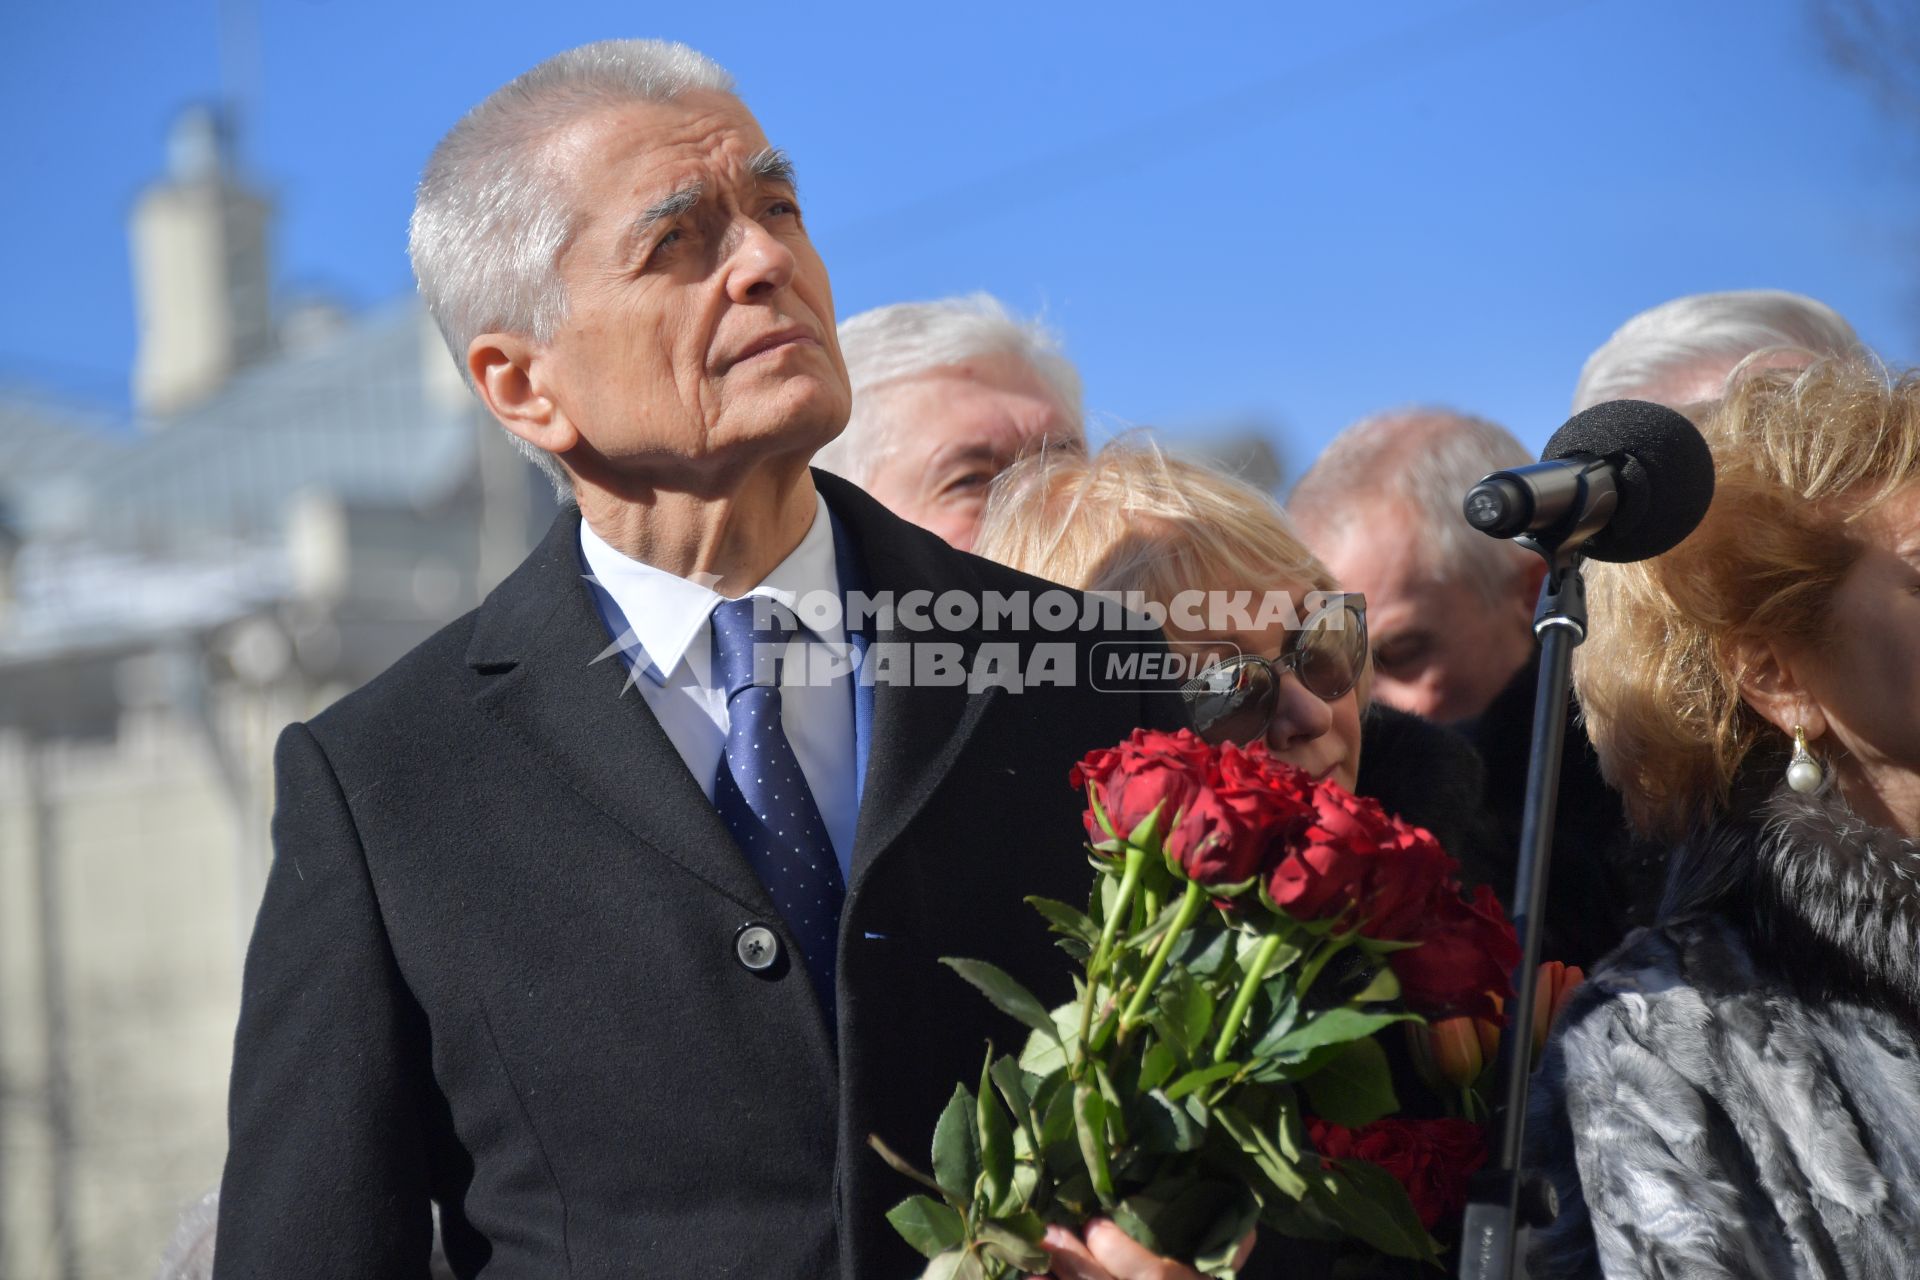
[975,439,1499,885]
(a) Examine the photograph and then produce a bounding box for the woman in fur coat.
[1525,356,1920,1278]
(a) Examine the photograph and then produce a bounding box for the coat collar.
[462,470,1003,903]
[1679,784,1920,1022]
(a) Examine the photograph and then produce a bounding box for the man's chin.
[724,380,851,453]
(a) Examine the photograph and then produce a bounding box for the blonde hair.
[977,437,1339,613]
[1575,357,1920,840]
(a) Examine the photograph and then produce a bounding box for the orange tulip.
[1426,1016,1485,1090]
[1528,961,1582,1055]
[1474,1009,1501,1064]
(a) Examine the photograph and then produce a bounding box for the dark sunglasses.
[1180,593,1368,745]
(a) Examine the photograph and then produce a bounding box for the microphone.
[1462,399,1716,562]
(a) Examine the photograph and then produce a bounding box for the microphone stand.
[1456,537,1588,1280]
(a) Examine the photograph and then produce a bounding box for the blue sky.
[7,0,1916,470]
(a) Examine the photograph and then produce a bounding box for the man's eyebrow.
[748,146,798,191]
[626,182,703,252]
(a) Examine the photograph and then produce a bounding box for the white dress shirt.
[579,494,861,881]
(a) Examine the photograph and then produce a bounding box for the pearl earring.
[1787,725,1824,795]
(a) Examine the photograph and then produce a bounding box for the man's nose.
[721,218,796,303]
[1264,672,1332,753]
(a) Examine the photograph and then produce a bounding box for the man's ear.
[1504,555,1549,627]
[468,333,580,457]
[1729,635,1828,741]
[1516,556,1548,610]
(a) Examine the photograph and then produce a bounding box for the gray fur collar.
[1673,785,1920,1023]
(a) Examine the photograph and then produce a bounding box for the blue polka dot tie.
[709,596,846,1016]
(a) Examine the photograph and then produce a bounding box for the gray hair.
[1288,407,1536,606]
[408,40,736,498]
[813,294,1084,486]
[1572,289,1859,413]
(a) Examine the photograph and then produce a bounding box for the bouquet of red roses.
[871,728,1520,1277]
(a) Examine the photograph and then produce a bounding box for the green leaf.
[923,1249,987,1280]
[1299,1038,1399,1128]
[1009,1161,1042,1212]
[1310,1160,1440,1261]
[988,1055,1038,1152]
[868,1133,949,1199]
[1018,1003,1080,1075]
[1182,979,1217,1053]
[1191,1184,1262,1276]
[1215,1102,1309,1200]
[941,958,1060,1042]
[1038,1076,1077,1152]
[1246,988,1301,1059]
[1026,895,1098,946]
[1138,1039,1179,1093]
[1348,963,1401,1003]
[1109,1197,1169,1255]
[1147,970,1216,1060]
[1267,1008,1417,1061]
[1174,926,1237,978]
[1236,929,1304,978]
[997,1210,1048,1242]
[1133,1089,1207,1154]
[977,1221,1050,1271]
[885,1196,966,1259]
[977,1054,1015,1212]
[931,1085,981,1205]
[1074,1083,1116,1205]
[1165,1061,1242,1101]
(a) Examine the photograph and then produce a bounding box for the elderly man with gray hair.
[1290,408,1652,967]
[1290,408,1541,726]
[1572,287,1859,412]
[813,294,1083,550]
[210,37,1198,1280]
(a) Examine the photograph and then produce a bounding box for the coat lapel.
[465,506,776,916]
[814,472,1005,897]
[465,477,1015,912]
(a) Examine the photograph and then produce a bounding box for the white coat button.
[735,924,780,972]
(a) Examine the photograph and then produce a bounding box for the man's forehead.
[559,93,774,191]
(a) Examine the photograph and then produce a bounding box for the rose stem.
[1211,932,1286,1064]
[1089,845,1146,979]
[1118,879,1208,1034]
[1079,845,1147,1072]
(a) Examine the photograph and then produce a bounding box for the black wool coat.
[212,471,1186,1280]
[1461,651,1668,969]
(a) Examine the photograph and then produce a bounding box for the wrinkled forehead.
[546,91,772,231]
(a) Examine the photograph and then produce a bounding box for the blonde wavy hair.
[975,440,1360,704]
[1575,356,1920,840]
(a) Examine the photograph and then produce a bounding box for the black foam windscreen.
[1542,399,1716,562]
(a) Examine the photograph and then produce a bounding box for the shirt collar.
[578,491,841,686]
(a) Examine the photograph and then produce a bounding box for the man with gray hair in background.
[1289,409,1640,966]
[813,294,1083,550]
[1290,409,1542,727]
[1572,287,1859,412]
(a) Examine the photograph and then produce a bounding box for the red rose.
[1069,729,1214,852]
[1355,822,1456,942]
[1166,742,1314,889]
[1307,1116,1488,1230]
[1389,883,1520,1021]
[1266,780,1454,931]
